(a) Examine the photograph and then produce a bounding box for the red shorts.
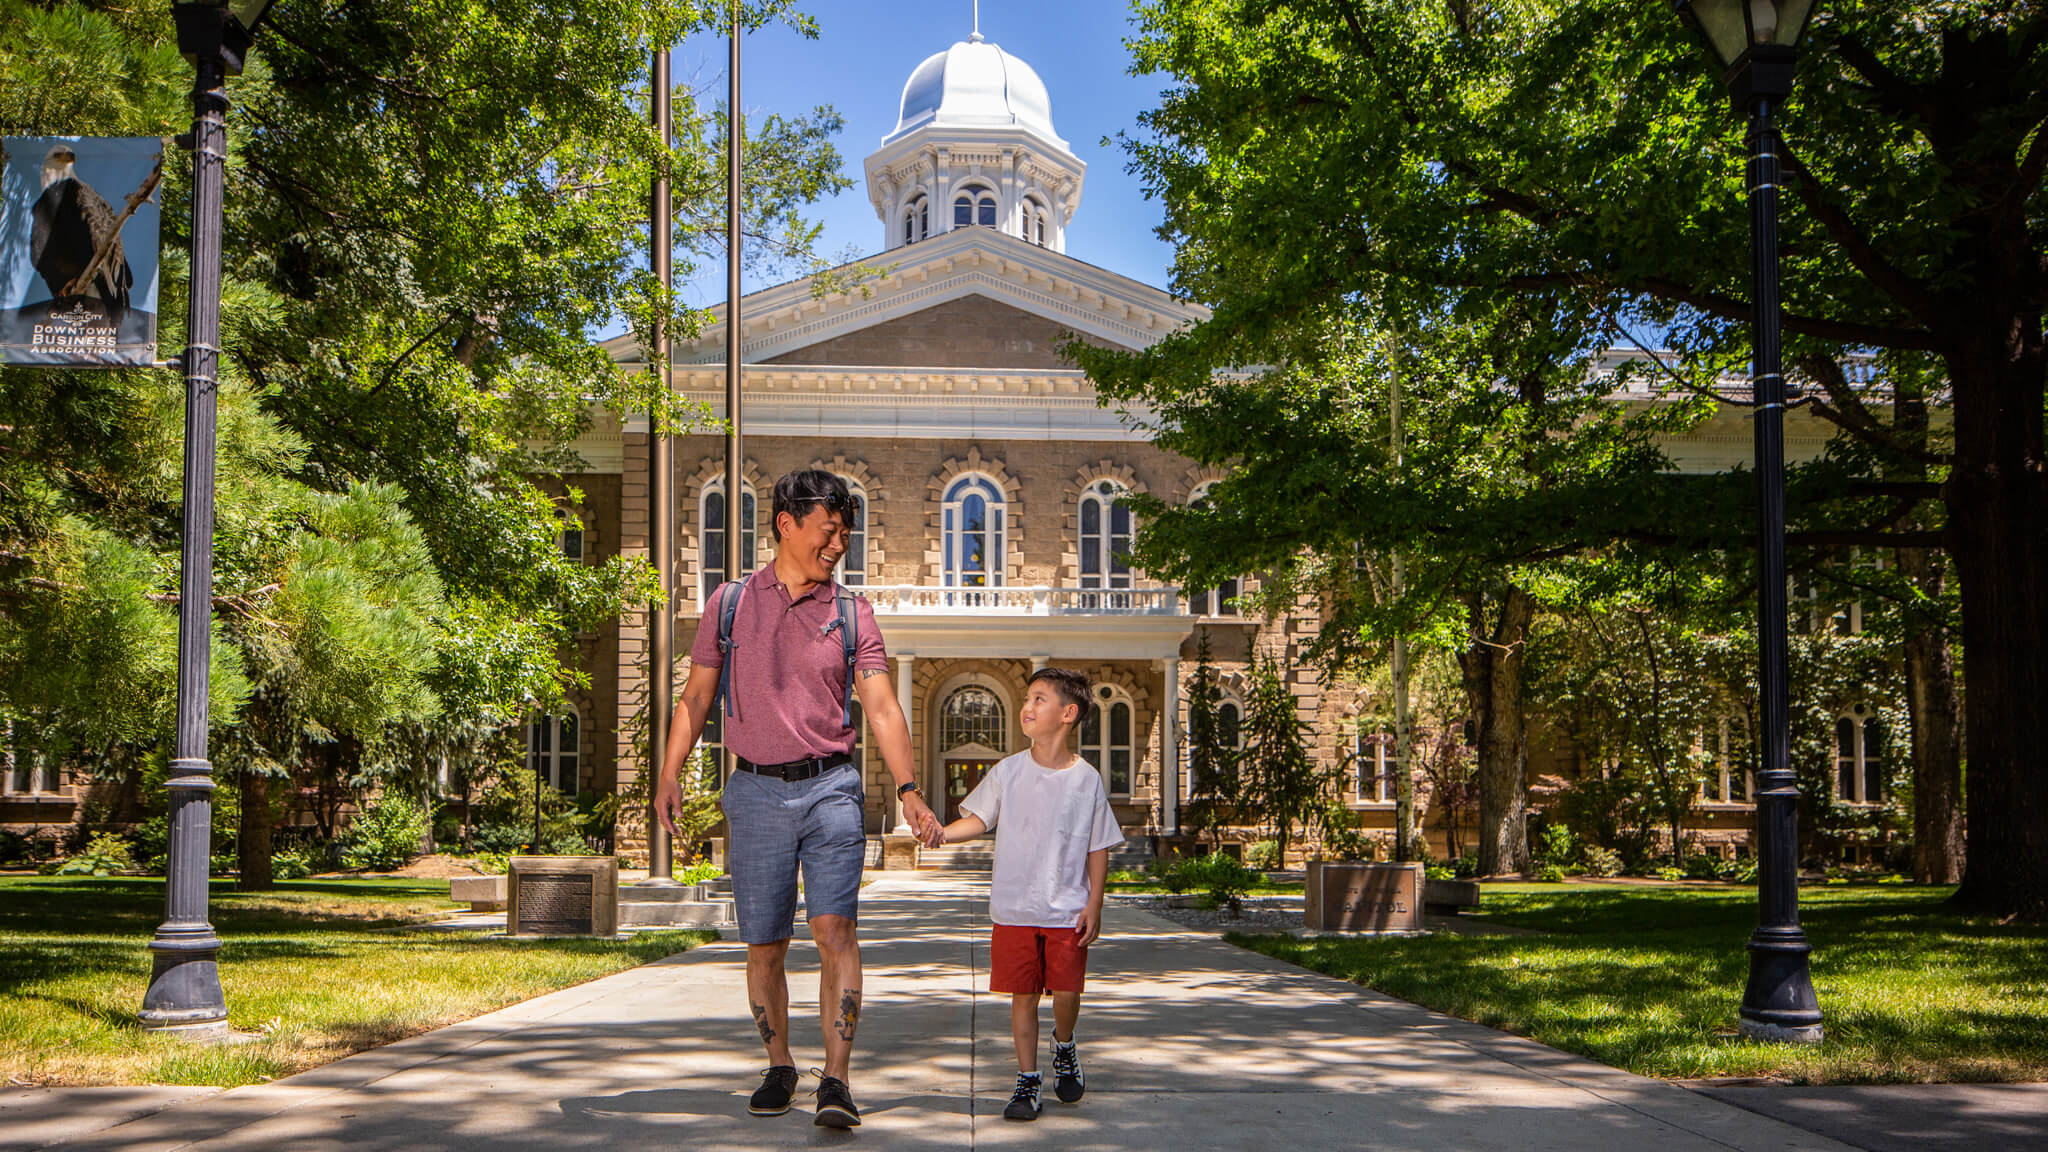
[990,923,1089,995]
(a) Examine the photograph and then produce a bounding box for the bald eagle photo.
[32,143,132,315]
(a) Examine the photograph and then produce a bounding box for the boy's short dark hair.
[771,469,856,541]
[1028,666,1093,728]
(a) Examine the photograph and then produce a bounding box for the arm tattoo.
[832,989,861,1042]
[860,667,888,680]
[751,1001,776,1047]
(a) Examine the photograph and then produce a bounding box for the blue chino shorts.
[721,762,866,944]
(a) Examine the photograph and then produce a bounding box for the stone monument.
[1305,861,1423,933]
[508,856,619,937]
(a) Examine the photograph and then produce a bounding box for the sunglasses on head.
[792,493,856,514]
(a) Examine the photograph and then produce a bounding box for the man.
[655,468,939,1129]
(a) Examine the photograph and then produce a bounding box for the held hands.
[903,790,945,849]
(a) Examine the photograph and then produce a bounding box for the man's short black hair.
[1027,666,1094,728]
[771,469,856,541]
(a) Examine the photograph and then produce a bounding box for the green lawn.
[0,876,715,1087]
[1232,882,2048,1084]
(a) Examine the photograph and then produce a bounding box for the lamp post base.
[138,1017,233,1042]
[1738,927,1824,1045]
[1737,1017,1824,1045]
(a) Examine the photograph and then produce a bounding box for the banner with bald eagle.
[0,136,163,368]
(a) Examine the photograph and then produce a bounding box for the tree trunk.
[1459,586,1534,876]
[1945,319,2048,919]
[236,769,274,892]
[1899,547,1966,885]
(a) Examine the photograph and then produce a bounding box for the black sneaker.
[1051,1038,1084,1103]
[813,1074,861,1128]
[1003,1072,1043,1121]
[748,1065,800,1116]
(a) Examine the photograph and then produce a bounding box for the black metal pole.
[1738,92,1823,1044]
[644,42,678,883]
[140,46,230,1038]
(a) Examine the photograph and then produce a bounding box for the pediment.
[764,293,1108,370]
[606,227,1205,371]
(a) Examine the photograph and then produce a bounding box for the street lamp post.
[142,0,274,1038]
[1673,0,1824,1044]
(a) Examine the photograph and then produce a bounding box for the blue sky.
[671,0,1178,307]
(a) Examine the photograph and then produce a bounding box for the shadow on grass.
[1231,883,2048,1082]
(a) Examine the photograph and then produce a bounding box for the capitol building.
[535,30,1847,866]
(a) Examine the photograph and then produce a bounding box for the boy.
[921,667,1123,1121]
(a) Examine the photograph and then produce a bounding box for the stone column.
[614,428,652,865]
[894,653,917,833]
[1159,657,1181,837]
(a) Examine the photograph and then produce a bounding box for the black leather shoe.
[749,1066,800,1116]
[813,1075,861,1127]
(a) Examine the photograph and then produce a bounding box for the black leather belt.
[734,752,852,782]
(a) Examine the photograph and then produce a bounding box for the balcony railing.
[859,584,1185,616]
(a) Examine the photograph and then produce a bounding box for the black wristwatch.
[897,781,922,799]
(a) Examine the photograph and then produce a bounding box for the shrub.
[1579,845,1624,878]
[128,816,169,871]
[1452,855,1481,879]
[1170,853,1261,914]
[270,844,318,880]
[1150,857,1190,895]
[54,832,136,876]
[1718,856,1759,883]
[1320,824,1375,862]
[1244,839,1281,871]
[209,853,237,875]
[0,829,31,868]
[467,851,510,875]
[1534,821,1578,869]
[1655,865,1685,882]
[340,796,432,871]
[1424,863,1455,880]
[1533,862,1567,883]
[1682,854,1723,881]
[677,858,723,885]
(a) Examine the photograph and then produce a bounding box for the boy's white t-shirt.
[959,749,1125,928]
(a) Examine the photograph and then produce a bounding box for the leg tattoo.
[832,990,862,1042]
[751,1001,777,1047]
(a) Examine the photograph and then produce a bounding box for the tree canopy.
[1086,1,2034,912]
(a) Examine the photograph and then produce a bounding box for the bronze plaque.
[514,871,595,935]
[1307,862,1422,932]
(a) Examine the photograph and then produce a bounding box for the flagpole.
[644,39,678,883]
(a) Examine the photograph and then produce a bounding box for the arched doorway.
[938,684,1009,822]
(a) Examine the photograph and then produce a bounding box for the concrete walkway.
[8,873,1972,1150]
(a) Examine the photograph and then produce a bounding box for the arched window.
[1355,727,1394,804]
[836,480,868,586]
[527,712,579,794]
[1186,483,1241,616]
[1078,479,1133,591]
[1835,707,1884,805]
[941,686,1007,751]
[903,194,929,245]
[1023,197,1048,246]
[1081,685,1134,796]
[1217,695,1244,786]
[557,508,584,561]
[942,474,1005,587]
[954,187,996,228]
[701,481,757,600]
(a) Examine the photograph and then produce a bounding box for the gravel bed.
[1114,893,1305,934]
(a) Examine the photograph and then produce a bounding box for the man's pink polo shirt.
[690,563,888,765]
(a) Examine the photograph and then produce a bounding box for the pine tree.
[1238,654,1325,865]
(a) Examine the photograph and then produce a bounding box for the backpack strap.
[713,575,751,720]
[834,587,858,729]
